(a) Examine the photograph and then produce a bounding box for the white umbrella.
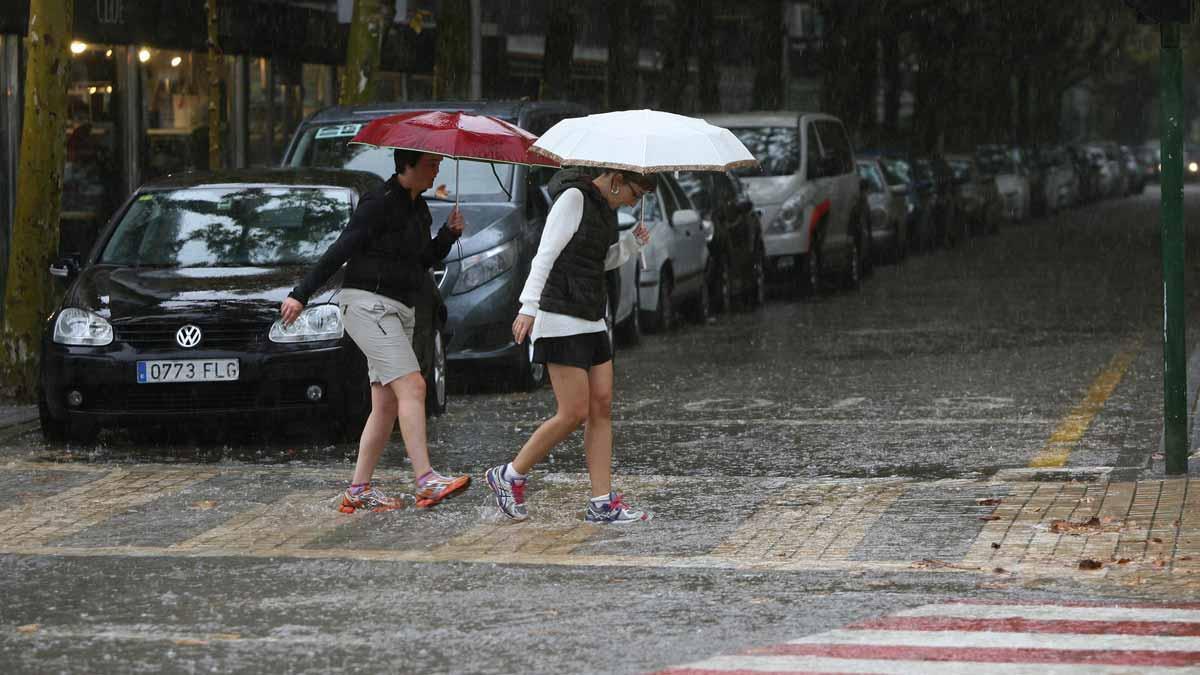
[530,109,758,174]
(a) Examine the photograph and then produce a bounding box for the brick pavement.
[0,461,1195,594]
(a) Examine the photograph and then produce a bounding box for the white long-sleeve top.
[518,187,643,342]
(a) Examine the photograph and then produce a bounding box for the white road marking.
[898,603,1200,624]
[790,628,1200,652]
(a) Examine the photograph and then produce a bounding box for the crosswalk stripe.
[897,603,1200,623]
[657,654,1199,674]
[789,629,1200,652]
[654,602,1200,674]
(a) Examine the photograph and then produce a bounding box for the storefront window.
[62,40,119,255]
[248,59,332,167]
[141,48,230,181]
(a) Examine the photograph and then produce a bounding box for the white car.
[611,172,708,334]
[702,111,866,294]
[978,147,1031,222]
[856,158,907,263]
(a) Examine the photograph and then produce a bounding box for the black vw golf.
[39,168,448,443]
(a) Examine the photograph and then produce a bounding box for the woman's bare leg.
[512,364,590,475]
[583,360,614,497]
[388,371,432,478]
[351,383,398,485]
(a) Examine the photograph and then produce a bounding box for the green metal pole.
[1161,22,1188,475]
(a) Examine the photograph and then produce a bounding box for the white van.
[701,111,866,292]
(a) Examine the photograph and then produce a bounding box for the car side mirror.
[670,208,700,229]
[49,254,81,281]
[617,211,637,231]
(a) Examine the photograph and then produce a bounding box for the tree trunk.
[541,0,575,100]
[434,0,471,99]
[2,0,73,400]
[658,0,695,113]
[880,31,901,141]
[206,0,222,169]
[752,0,784,110]
[696,0,719,111]
[606,0,642,111]
[339,0,387,105]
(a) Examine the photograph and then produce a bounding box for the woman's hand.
[280,297,304,326]
[512,313,534,345]
[448,207,466,236]
[633,221,650,245]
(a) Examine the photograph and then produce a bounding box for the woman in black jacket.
[281,150,470,513]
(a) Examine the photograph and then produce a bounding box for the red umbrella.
[351,110,557,166]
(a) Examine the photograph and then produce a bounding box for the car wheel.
[842,239,862,290]
[644,273,674,333]
[799,244,821,297]
[616,263,642,346]
[425,328,447,416]
[745,244,766,309]
[711,257,733,314]
[512,338,548,391]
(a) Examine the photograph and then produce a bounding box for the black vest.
[539,183,618,321]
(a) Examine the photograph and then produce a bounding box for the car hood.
[426,202,521,260]
[63,264,340,324]
[739,176,796,206]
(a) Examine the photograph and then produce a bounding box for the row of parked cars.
[36,100,1155,443]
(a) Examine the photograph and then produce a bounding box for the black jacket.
[289,175,459,307]
[539,169,618,321]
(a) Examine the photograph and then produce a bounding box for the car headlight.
[767,197,804,234]
[1189,161,1198,173]
[53,307,113,346]
[453,240,518,295]
[269,304,343,343]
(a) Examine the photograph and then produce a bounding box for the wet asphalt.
[1,184,1198,674]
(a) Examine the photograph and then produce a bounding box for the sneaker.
[414,473,471,509]
[485,465,528,521]
[585,493,651,524]
[338,485,407,513]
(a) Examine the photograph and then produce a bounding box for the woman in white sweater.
[485,167,654,523]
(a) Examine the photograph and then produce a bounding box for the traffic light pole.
[1160,22,1188,475]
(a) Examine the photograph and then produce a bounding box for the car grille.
[94,383,260,412]
[115,321,269,350]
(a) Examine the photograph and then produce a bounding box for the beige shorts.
[337,288,420,385]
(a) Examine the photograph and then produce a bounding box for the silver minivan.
[701,112,866,293]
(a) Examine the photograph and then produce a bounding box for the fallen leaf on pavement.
[1050,516,1104,535]
[979,515,1001,521]
[991,542,1001,549]
[992,567,1009,574]
[1078,559,1104,570]
[192,500,218,510]
[174,639,208,646]
[1116,558,1132,565]
[16,624,39,634]
[1152,537,1164,544]
[210,633,241,640]
[976,497,1002,506]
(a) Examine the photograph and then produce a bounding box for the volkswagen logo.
[175,324,202,348]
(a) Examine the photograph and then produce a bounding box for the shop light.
[170,56,182,67]
[105,86,113,94]
[87,86,96,95]
[70,41,87,55]
[138,48,151,63]
[105,49,113,58]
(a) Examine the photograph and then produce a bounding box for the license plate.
[137,359,240,384]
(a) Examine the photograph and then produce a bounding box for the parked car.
[614,172,708,332]
[1119,145,1146,195]
[702,111,866,294]
[1068,144,1104,203]
[282,100,588,390]
[1135,145,1160,183]
[673,170,767,312]
[945,153,1003,238]
[855,157,908,263]
[1029,145,1079,214]
[911,156,961,250]
[977,145,1031,222]
[1088,142,1125,197]
[875,154,934,255]
[38,168,451,443]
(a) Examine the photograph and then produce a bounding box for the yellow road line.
[1029,340,1142,468]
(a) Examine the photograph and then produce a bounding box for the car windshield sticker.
[315,124,362,139]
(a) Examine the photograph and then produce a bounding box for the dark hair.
[394,149,423,173]
[616,170,656,191]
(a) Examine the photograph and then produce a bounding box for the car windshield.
[726,126,799,177]
[287,123,516,202]
[879,158,911,186]
[98,186,353,267]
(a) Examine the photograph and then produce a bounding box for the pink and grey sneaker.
[414,472,471,509]
[338,484,407,513]
[585,493,651,524]
[485,464,528,521]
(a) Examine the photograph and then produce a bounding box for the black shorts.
[531,331,613,370]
